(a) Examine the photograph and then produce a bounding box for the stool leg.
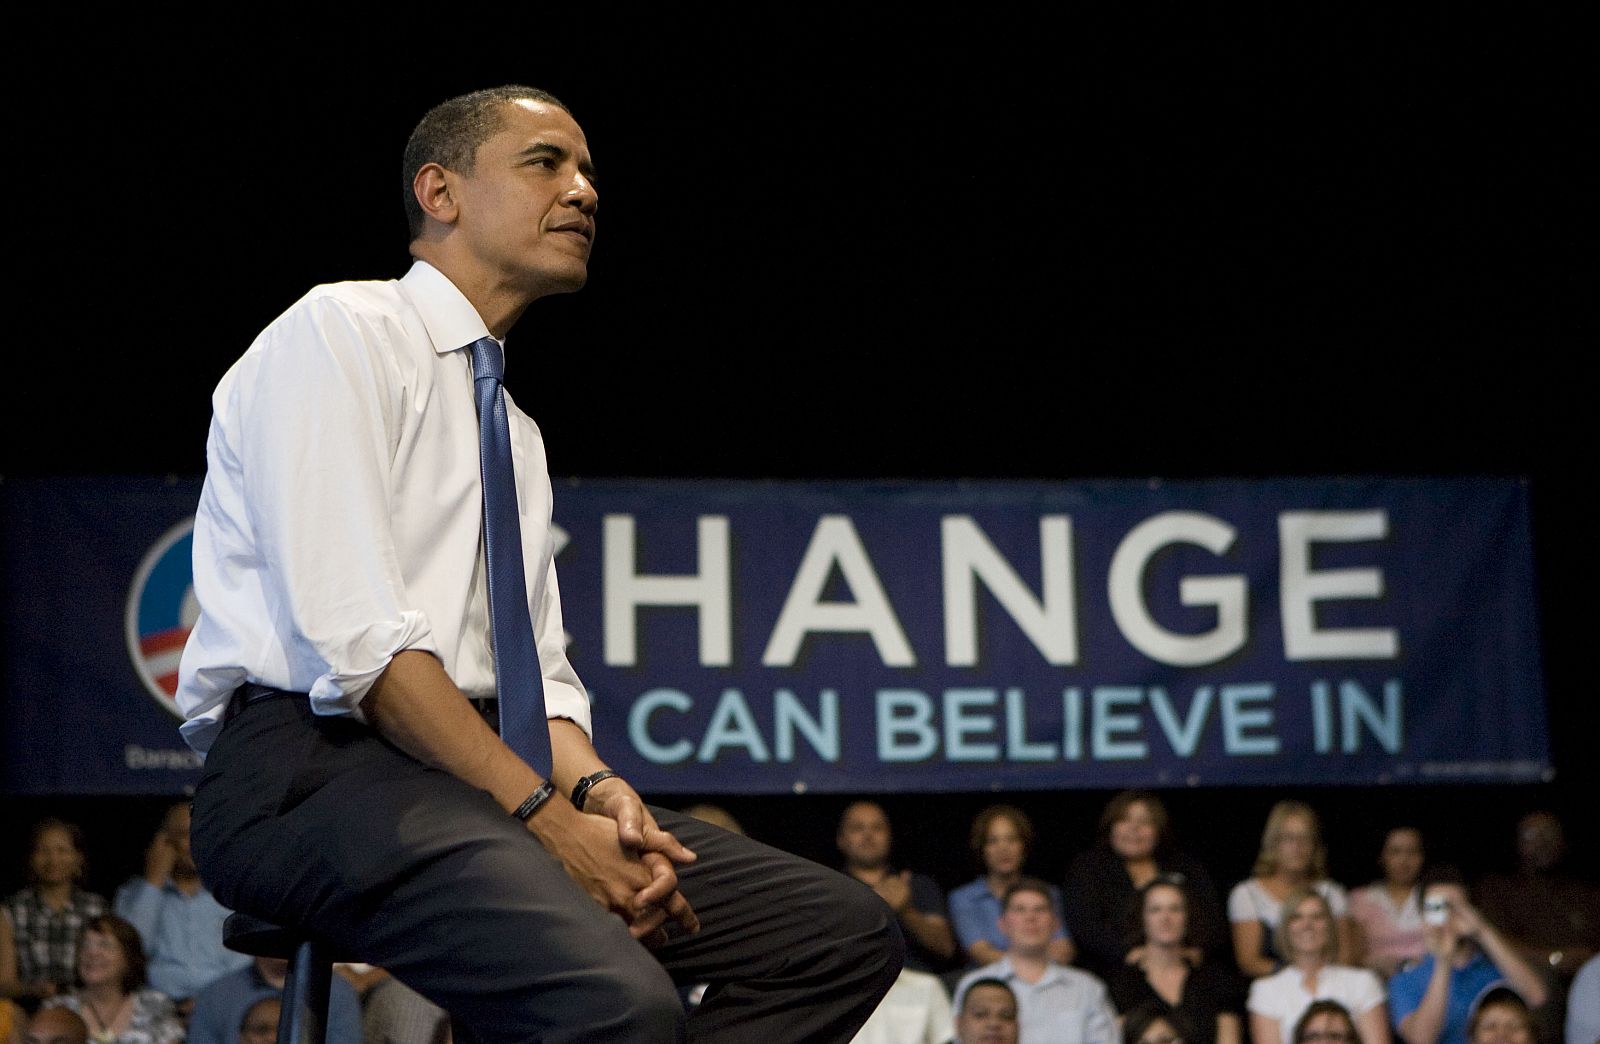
[278,940,332,1044]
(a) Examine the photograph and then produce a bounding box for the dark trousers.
[190,695,902,1044]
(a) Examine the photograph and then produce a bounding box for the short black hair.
[960,977,1017,1014]
[401,85,571,241]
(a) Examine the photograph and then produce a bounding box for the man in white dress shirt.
[177,85,900,1044]
[953,880,1116,1044]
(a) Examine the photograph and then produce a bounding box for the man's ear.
[413,163,458,227]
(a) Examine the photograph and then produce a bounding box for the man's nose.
[564,172,598,213]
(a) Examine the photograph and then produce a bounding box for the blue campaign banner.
[1,476,1549,794]
[2,477,206,794]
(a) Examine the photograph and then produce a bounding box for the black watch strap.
[570,769,621,811]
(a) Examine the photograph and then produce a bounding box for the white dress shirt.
[177,260,591,753]
[954,958,1117,1044]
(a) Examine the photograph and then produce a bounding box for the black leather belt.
[224,683,299,723]
[225,684,501,725]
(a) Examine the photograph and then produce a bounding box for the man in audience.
[954,879,1116,1044]
[187,955,361,1044]
[955,978,1020,1044]
[237,996,279,1044]
[21,1007,86,1044]
[113,803,249,1009]
[839,801,958,973]
[1474,812,1599,983]
[1390,870,1547,1044]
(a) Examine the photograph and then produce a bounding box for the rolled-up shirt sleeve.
[535,554,592,738]
[232,295,436,714]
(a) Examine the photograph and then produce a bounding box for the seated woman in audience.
[1065,791,1230,979]
[2,820,108,1005]
[1125,1003,1200,1044]
[949,805,1073,966]
[1230,802,1355,979]
[1291,1000,1361,1044]
[42,916,182,1044]
[1464,987,1532,1044]
[1109,877,1243,1044]
[1246,889,1387,1044]
[1347,828,1426,978]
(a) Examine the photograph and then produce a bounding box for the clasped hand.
[549,776,699,947]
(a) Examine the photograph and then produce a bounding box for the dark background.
[3,15,1593,895]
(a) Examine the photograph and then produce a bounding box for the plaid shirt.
[3,887,107,987]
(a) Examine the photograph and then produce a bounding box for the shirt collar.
[399,260,497,358]
[992,955,1069,986]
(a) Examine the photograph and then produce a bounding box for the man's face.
[998,889,1056,955]
[448,99,598,299]
[1516,813,1562,872]
[837,803,891,869]
[240,999,281,1044]
[957,983,1019,1044]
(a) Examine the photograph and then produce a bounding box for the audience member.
[1125,1004,1199,1044]
[1065,792,1229,981]
[20,1007,86,1044]
[849,968,954,1044]
[1292,1001,1360,1044]
[956,978,1020,1044]
[186,957,360,1044]
[839,801,959,973]
[1245,888,1387,1044]
[1563,953,1599,1044]
[1109,877,1243,1044]
[235,997,276,1044]
[951,808,1074,967]
[41,915,182,1044]
[954,879,1117,1044]
[1474,813,1599,984]
[1231,802,1355,979]
[1349,829,1427,979]
[1467,987,1535,1044]
[1389,872,1546,1044]
[2,820,109,1004]
[112,804,248,1009]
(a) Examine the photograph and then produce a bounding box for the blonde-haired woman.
[1230,802,1354,980]
[1246,889,1387,1044]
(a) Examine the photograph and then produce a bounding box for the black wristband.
[511,781,556,821]
[570,769,620,811]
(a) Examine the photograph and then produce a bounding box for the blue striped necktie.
[468,336,553,776]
